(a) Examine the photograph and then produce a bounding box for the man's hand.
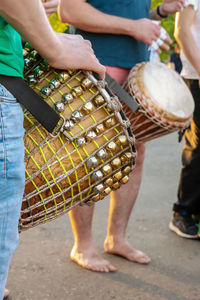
[160,0,185,16]
[45,33,106,79]
[130,19,172,54]
[43,0,59,17]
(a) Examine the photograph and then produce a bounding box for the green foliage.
[151,0,163,9]
[151,0,176,61]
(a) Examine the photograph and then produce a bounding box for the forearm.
[59,0,138,36]
[0,0,61,62]
[59,0,164,47]
[176,30,200,76]
[175,6,200,76]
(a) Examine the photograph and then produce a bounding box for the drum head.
[128,62,194,123]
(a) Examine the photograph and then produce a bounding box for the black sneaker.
[169,212,198,239]
[192,214,200,224]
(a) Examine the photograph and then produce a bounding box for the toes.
[108,265,117,272]
[129,252,151,264]
[86,263,98,271]
[99,266,109,272]
[88,263,116,273]
[88,265,108,272]
[136,255,151,264]
[72,258,116,273]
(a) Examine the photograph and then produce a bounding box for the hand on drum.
[43,32,106,79]
[160,0,185,16]
[42,0,59,16]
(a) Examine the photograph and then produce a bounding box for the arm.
[58,0,163,48]
[174,5,200,81]
[0,0,58,60]
[150,0,184,20]
[43,0,59,17]
[0,0,105,78]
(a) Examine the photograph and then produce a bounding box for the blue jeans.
[0,84,25,300]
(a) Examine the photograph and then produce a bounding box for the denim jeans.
[0,84,25,300]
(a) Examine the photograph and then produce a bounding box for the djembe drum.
[122,62,194,143]
[19,43,136,231]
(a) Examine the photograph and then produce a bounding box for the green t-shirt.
[0,17,24,77]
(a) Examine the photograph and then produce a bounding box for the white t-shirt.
[180,0,200,79]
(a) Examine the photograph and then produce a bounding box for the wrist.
[124,19,141,38]
[117,18,136,36]
[157,4,168,18]
[42,36,63,65]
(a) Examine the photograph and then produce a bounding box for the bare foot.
[104,237,151,264]
[4,288,9,299]
[70,244,117,272]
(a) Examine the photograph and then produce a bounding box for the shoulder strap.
[0,75,60,133]
[105,73,139,112]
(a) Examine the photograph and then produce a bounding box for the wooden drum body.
[20,45,136,231]
[123,62,194,143]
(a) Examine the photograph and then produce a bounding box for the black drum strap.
[0,75,60,133]
[105,73,139,112]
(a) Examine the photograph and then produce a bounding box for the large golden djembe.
[19,43,136,231]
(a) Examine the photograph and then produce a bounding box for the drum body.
[20,45,136,231]
[123,62,194,143]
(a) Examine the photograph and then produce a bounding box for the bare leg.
[69,205,117,272]
[104,143,151,264]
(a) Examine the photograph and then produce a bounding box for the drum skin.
[123,62,194,143]
[20,45,136,231]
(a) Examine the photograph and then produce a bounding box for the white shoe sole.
[169,221,198,239]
